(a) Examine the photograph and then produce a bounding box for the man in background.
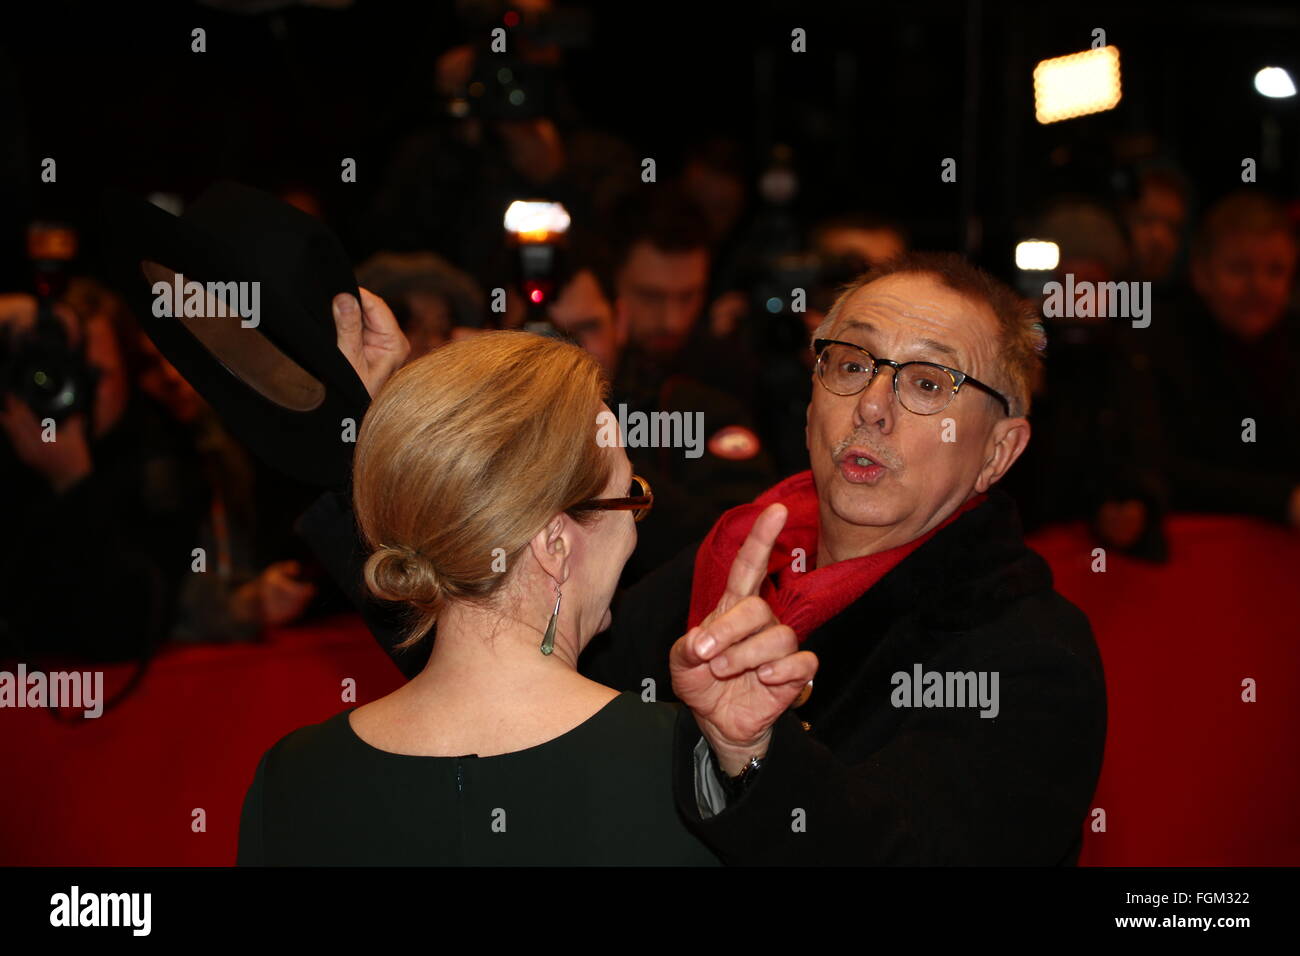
[1151,192,1300,528]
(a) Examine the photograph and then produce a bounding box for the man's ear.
[975,416,1031,493]
[527,513,571,587]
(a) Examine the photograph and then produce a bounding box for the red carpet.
[2,513,1296,865]
[1027,515,1300,866]
[0,616,403,866]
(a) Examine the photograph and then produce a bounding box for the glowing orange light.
[515,229,554,244]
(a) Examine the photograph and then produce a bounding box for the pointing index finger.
[723,502,787,601]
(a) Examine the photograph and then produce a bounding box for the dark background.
[3,0,1298,284]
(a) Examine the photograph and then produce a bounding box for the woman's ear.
[528,513,571,587]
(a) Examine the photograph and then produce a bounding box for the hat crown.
[181,182,355,331]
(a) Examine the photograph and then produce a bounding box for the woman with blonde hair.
[238,322,728,864]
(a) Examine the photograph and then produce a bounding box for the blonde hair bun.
[364,544,444,610]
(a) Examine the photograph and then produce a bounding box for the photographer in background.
[0,284,164,661]
[545,237,775,584]
[361,0,638,293]
[0,278,319,664]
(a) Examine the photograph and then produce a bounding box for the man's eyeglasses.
[572,474,654,522]
[813,338,1012,417]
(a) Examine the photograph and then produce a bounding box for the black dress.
[237,691,720,866]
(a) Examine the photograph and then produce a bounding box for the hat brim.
[101,187,371,489]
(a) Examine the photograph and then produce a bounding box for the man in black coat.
[298,251,1106,865]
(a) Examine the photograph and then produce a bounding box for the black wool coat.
[296,487,1107,866]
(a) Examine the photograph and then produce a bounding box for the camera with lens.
[0,221,99,425]
[0,299,99,425]
[444,3,591,123]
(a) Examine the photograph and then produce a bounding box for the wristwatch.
[711,749,765,803]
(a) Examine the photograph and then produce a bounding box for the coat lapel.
[796,490,1052,747]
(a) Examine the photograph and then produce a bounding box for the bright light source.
[504,200,571,243]
[1016,240,1060,271]
[1033,47,1122,124]
[1254,66,1297,98]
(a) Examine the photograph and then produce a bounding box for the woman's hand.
[669,504,818,775]
[332,288,410,398]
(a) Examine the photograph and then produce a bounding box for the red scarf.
[687,471,986,641]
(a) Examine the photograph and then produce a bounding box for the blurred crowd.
[2,30,1298,673]
[1004,174,1300,561]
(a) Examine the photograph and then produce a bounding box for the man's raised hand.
[669,503,819,775]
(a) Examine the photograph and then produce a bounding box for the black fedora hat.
[102,182,371,489]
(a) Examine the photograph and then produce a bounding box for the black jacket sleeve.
[671,601,1107,865]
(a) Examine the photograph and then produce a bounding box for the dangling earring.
[540,587,562,656]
